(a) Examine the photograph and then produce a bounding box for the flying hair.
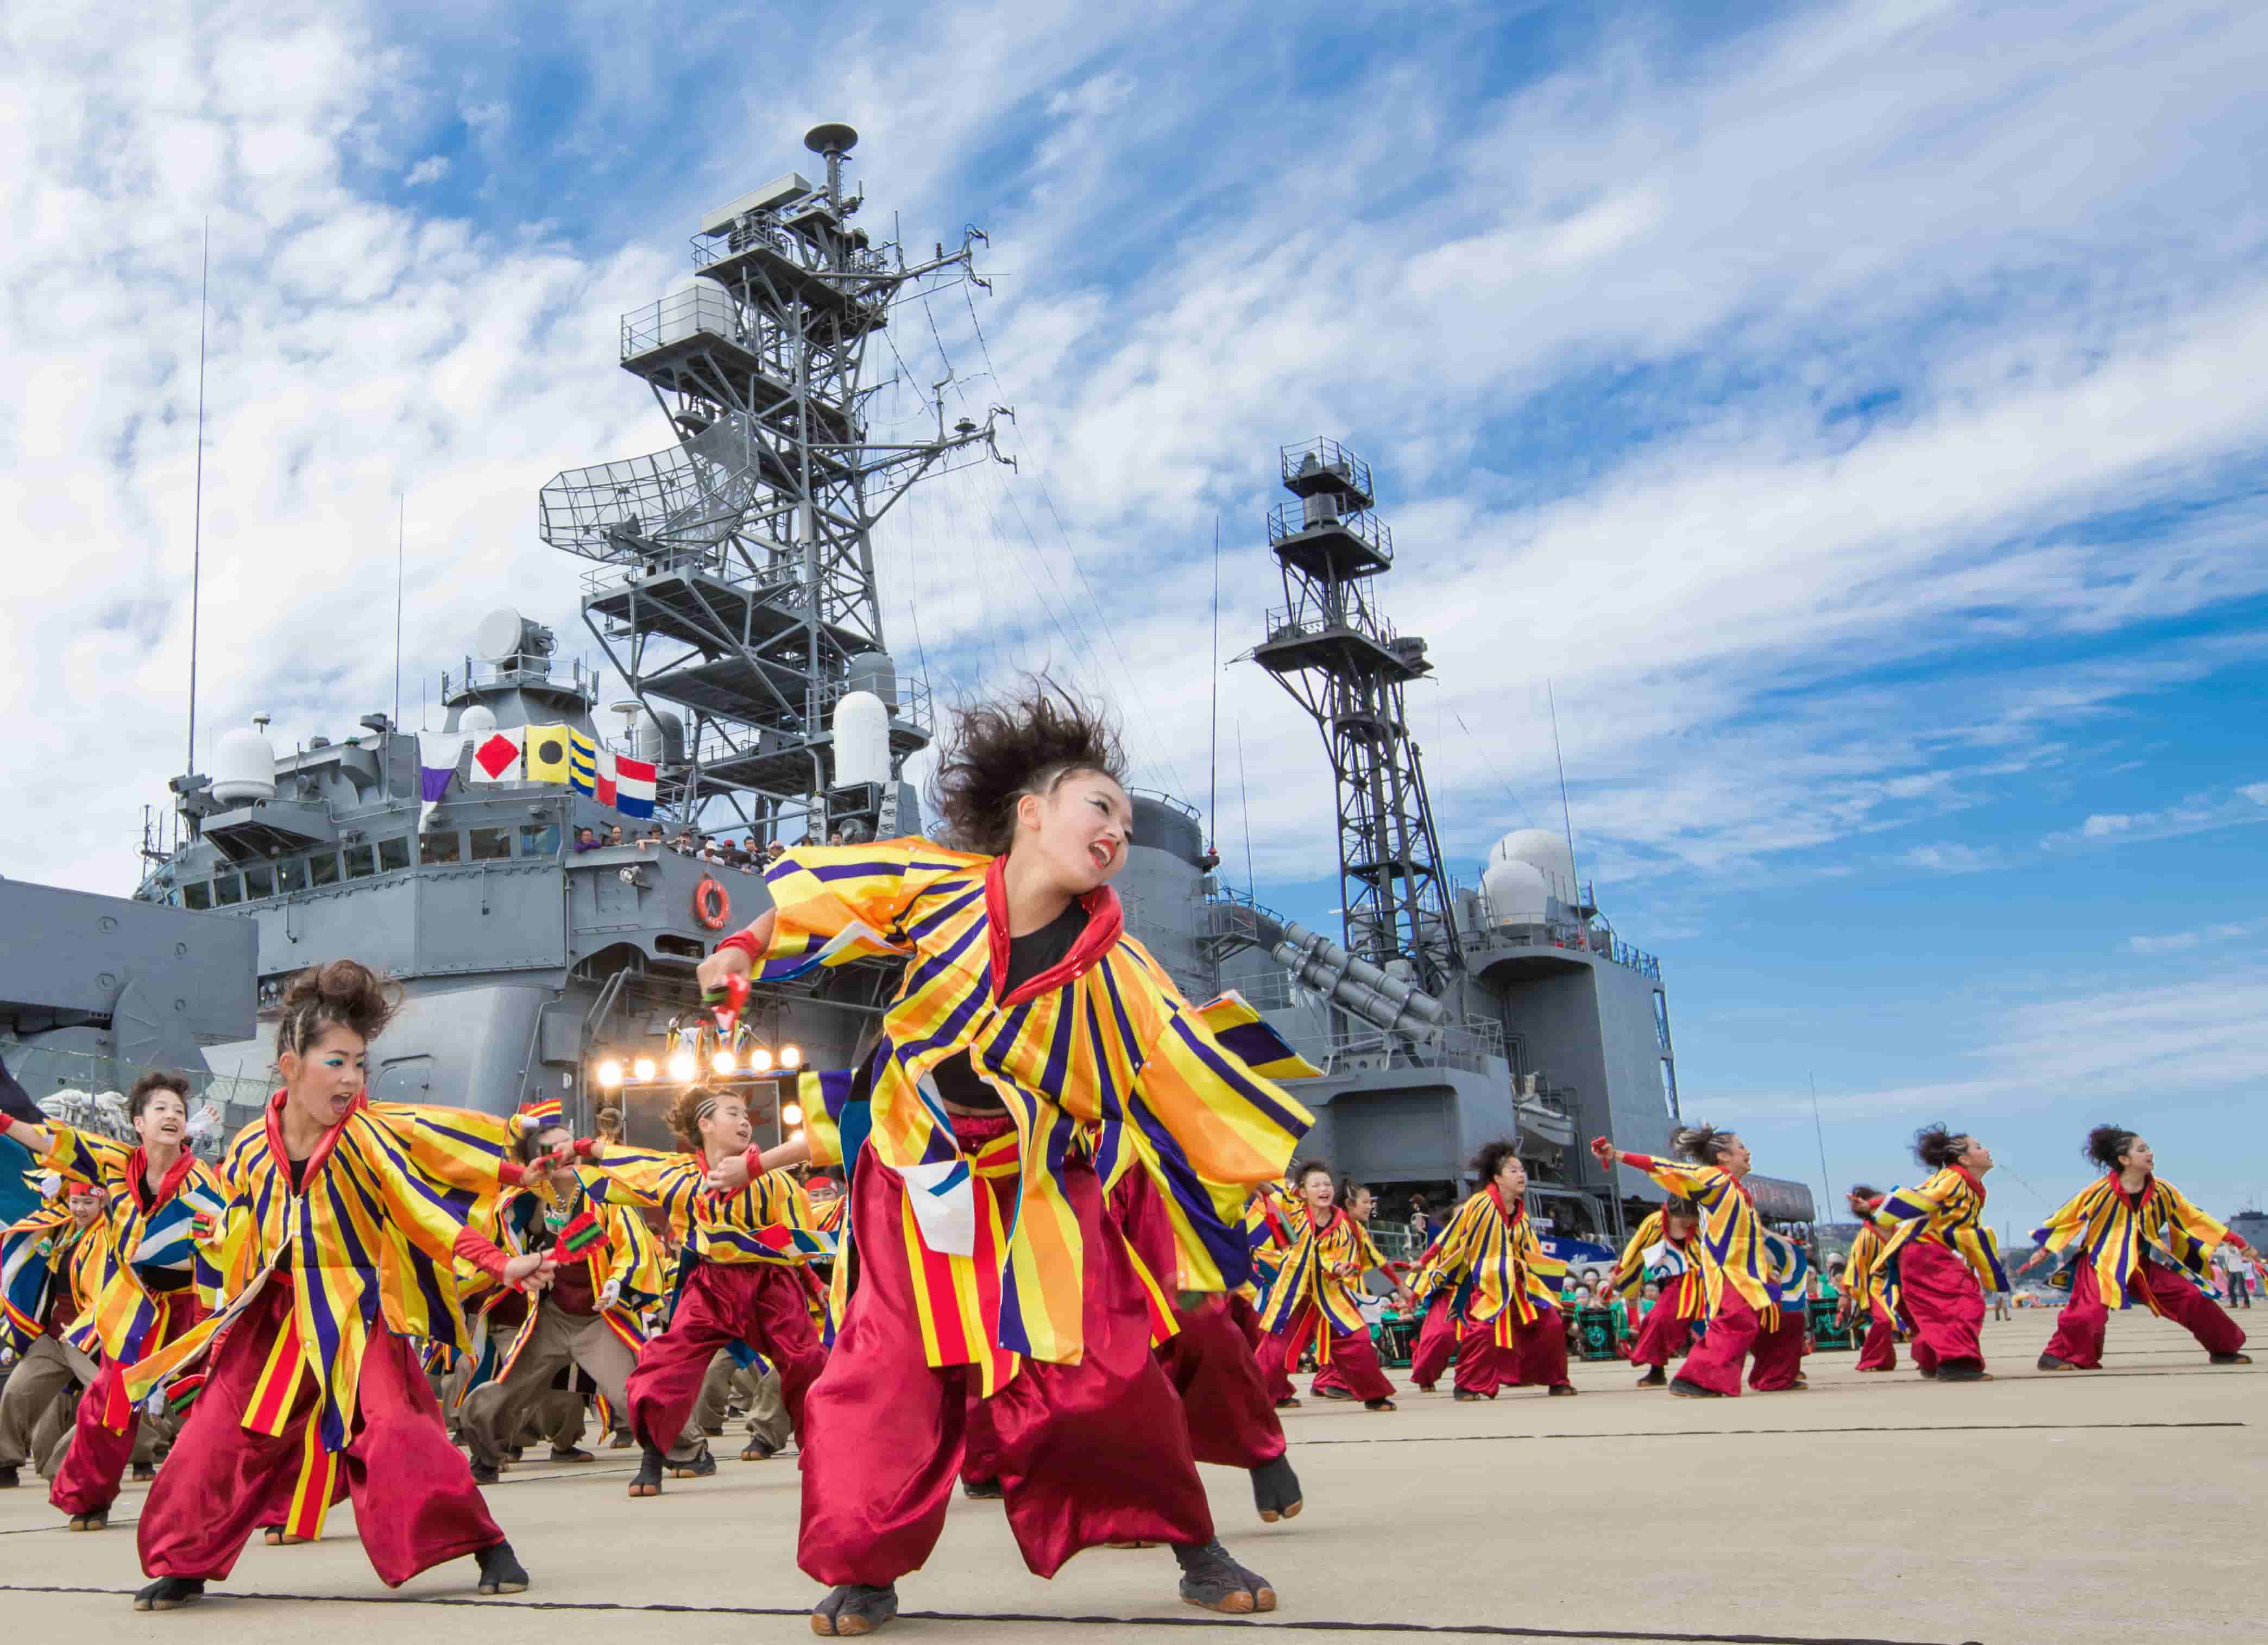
[2084,1125,2140,1172]
[1911,1124,1970,1170]
[930,675,1127,856]
[1672,1123,1737,1166]
[1469,1138,1521,1184]
[276,960,399,1062]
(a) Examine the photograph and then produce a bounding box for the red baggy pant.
[138,1284,502,1585]
[1452,1307,1567,1396]
[1629,1302,1700,1370]
[1748,1307,1807,1390]
[1897,1240,1985,1373]
[1673,1289,1763,1396]
[798,1140,1213,1586]
[1406,1294,1458,1387]
[1855,1301,1899,1371]
[2043,1258,2246,1368]
[626,1258,824,1454]
[1256,1308,1396,1403]
[50,1290,201,1518]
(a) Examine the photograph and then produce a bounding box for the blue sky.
[4,0,2265,1225]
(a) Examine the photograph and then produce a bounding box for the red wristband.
[571,1137,597,1158]
[714,930,763,963]
[452,1226,511,1281]
[0,1112,15,1135]
[742,1144,764,1177]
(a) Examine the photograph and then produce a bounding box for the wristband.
[0,1112,14,1135]
[713,930,763,963]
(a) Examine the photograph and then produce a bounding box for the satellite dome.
[458,704,498,736]
[1488,829,1577,904]
[831,692,890,788]
[1480,856,1549,926]
[210,721,278,807]
[658,275,736,349]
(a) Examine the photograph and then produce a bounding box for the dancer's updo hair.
[667,1085,732,1153]
[1664,1196,1699,1220]
[1290,1157,1333,1190]
[931,676,1127,856]
[1912,1125,1971,1169]
[1847,1183,1882,1211]
[1672,1123,1738,1166]
[2084,1125,2139,1171]
[276,960,398,1060]
[1470,1138,1521,1183]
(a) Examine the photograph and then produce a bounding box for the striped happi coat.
[1622,1156,1778,1319]
[1610,1209,1704,1320]
[1,1195,109,1355]
[1840,1222,1892,1314]
[124,1093,518,1455]
[754,840,1308,1390]
[2029,1173,2228,1314]
[1870,1166,2008,1309]
[579,1147,829,1272]
[480,1178,673,1373]
[1424,1186,1567,1341]
[1256,1195,1392,1355]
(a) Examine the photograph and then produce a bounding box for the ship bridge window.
[344,843,376,880]
[520,821,560,857]
[308,852,341,888]
[377,837,411,874]
[212,873,243,906]
[421,831,462,866]
[276,857,308,893]
[182,881,212,911]
[242,864,274,900]
[469,826,512,862]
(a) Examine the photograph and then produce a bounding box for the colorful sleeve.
[1621,1154,1721,1205]
[601,1203,672,1309]
[752,840,984,981]
[795,1067,860,1171]
[581,1147,699,1233]
[369,1104,518,1201]
[34,1123,127,1190]
[1873,1172,1949,1234]
[2156,1182,2229,1269]
[1611,1212,1664,1297]
[2028,1183,2100,1257]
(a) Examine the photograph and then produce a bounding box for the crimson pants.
[50,1290,201,1517]
[1452,1308,1567,1396]
[2043,1258,2246,1368]
[1673,1289,1763,1396]
[138,1284,501,1585]
[1405,1294,1458,1387]
[1748,1308,1807,1390]
[1897,1241,1985,1373]
[1256,1309,1396,1403]
[1629,1303,1699,1370]
[798,1146,1212,1586]
[627,1259,825,1453]
[1855,1301,1899,1371]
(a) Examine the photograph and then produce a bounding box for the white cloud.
[402,154,449,186]
[2045,783,2268,851]
[1899,842,2002,875]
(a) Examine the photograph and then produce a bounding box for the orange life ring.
[693,876,730,931]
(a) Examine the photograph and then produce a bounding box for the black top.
[928,899,1090,1112]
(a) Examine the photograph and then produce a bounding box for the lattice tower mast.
[540,123,1012,840]
[1250,440,1460,995]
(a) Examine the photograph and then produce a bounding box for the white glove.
[597,1278,622,1312]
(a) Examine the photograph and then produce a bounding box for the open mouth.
[1088,840,1116,871]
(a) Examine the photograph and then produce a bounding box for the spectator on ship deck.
[608,825,626,846]
[574,827,602,853]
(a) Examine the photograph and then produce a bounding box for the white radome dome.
[210,722,278,807]
[1488,828,1577,903]
[1480,857,1550,926]
[458,704,498,736]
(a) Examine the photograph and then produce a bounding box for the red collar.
[2109,1170,2153,1209]
[263,1087,363,1183]
[1487,1183,1524,1226]
[982,855,1125,1008]
[126,1146,199,1214]
[1950,1163,1986,1201]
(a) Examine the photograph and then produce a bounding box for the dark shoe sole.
[1668,1379,1722,1398]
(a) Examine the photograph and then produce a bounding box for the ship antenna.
[1235,717,1256,897]
[393,493,405,733]
[186,219,209,778]
[1807,1071,1836,1234]
[1208,514,1220,846]
[1548,679,1581,924]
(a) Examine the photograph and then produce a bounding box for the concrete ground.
[0,1308,2257,1644]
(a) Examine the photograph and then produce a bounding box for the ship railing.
[577,554,802,601]
[1278,438,1374,506]
[442,654,602,705]
[1261,602,1397,649]
[0,1039,279,1163]
[668,675,936,776]
[690,219,899,289]
[1266,498,1392,562]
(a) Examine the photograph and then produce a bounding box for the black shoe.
[960,1477,1004,1500]
[1452,1389,1485,1402]
[505,1445,524,1462]
[629,1447,666,1498]
[1917,1364,1939,1379]
[1249,1454,1302,1523]
[669,1443,716,1479]
[548,1446,594,1464]
[1548,1383,1579,1397]
[0,1464,17,1489]
[1936,1363,1992,1382]
[2209,1351,2252,1365]
[133,1577,205,1612]
[1312,1384,1354,1400]
[740,1437,779,1462]
[1174,1539,1276,1615]
[131,1462,157,1483]
[1363,1396,1396,1411]
[1668,1378,1722,1398]
[475,1539,528,1596]
[1635,1366,1667,1387]
[469,1459,502,1485]
[812,1581,898,1636]
[701,1424,724,1437]
[2037,1353,2080,1372]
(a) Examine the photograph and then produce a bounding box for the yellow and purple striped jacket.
[30,1126,228,1364]
[1256,1195,1390,1340]
[1871,1166,2008,1299]
[2029,1173,2227,1313]
[1841,1222,1891,1313]
[1,1198,108,1354]
[1622,1156,1776,1316]
[1427,1186,1567,1338]
[123,1093,518,1454]
[1610,1209,1705,1319]
[757,840,1308,1382]
[578,1147,826,1268]
[481,1179,671,1366]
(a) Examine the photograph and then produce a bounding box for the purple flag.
[416,732,467,831]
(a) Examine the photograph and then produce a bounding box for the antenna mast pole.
[1808,1071,1836,1226]
[1549,680,1581,920]
[1208,516,1220,845]
[394,494,405,732]
[186,222,209,777]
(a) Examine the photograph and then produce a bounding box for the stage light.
[595,1059,624,1090]
[779,1044,803,1070]
[782,1103,804,1126]
[747,1046,774,1073]
[667,1051,698,1084]
[711,1051,737,1076]
[632,1057,657,1083]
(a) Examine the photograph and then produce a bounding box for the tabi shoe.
[1452,1389,1486,1402]
[260,1528,309,1546]
[702,1424,725,1437]
[960,1477,1004,1500]
[505,1445,524,1462]
[1635,1366,1667,1387]
[1936,1364,1992,1382]
[1548,1383,1580,1396]
[1363,1396,1397,1411]
[1857,1363,1894,1372]
[1175,1539,1277,1615]
[811,1581,898,1636]
[131,1462,157,1482]
[1916,1364,1939,1379]
[669,1443,717,1479]
[1413,1382,1438,1393]
[68,1508,109,1531]
[1272,1397,1302,1409]
[1668,1378,1722,1398]
[608,1428,634,1449]
[2037,1353,2082,1372]
[2210,1352,2253,1365]
[475,1540,529,1596]
[629,1447,667,1498]
[741,1437,780,1462]
[0,1465,17,1489]
[549,1445,595,1463]
[469,1459,503,1485]
[1250,1453,1303,1523]
[133,1577,205,1612]
[1312,1384,1354,1401]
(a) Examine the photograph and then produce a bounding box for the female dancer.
[104,961,549,1610]
[696,680,1306,1634]
[1612,1197,1703,1387]
[2025,1126,2253,1370]
[1312,1177,1383,1401]
[1398,1214,1466,1392]
[1866,1125,2005,1382]
[0,1071,224,1531]
[0,1172,114,1489]
[1427,1142,1576,1400]
[457,1104,708,1483]
[1589,1127,1805,1397]
[566,1085,827,1492]
[1837,1186,1899,1372]
[1256,1160,1405,1410]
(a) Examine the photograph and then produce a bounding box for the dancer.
[2024,1126,2253,1371]
[566,1085,828,1492]
[457,1103,707,1483]
[1398,1211,1466,1392]
[1256,1160,1406,1410]
[1426,1142,1576,1401]
[105,960,547,1610]
[1865,1125,2006,1383]
[1589,1127,1804,1397]
[1837,1187,1899,1372]
[1312,1177,1383,1401]
[1612,1197,1704,1387]
[696,680,1307,1634]
[0,1071,225,1531]
[0,1172,116,1488]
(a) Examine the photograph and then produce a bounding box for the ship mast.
[540,123,1011,843]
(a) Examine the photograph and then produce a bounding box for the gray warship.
[1,124,1806,1251]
